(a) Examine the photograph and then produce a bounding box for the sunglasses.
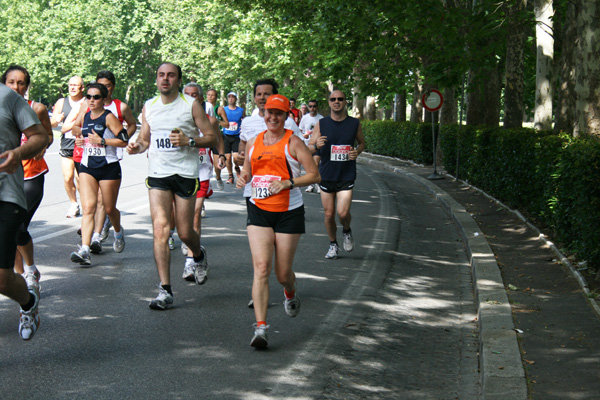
[329,97,345,102]
[308,105,317,108]
[86,94,102,100]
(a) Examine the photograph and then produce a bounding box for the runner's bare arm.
[126,106,149,154]
[349,122,365,160]
[120,102,138,137]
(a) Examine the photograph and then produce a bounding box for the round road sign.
[422,89,444,112]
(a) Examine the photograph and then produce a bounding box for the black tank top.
[318,116,360,182]
[82,109,111,168]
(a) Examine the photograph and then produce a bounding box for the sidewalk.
[358,154,600,399]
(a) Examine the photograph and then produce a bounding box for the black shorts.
[246,199,305,234]
[146,175,199,199]
[319,180,354,193]
[16,174,45,246]
[223,134,240,154]
[59,148,74,158]
[0,202,26,269]
[79,162,122,182]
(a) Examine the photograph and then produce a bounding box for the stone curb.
[359,154,527,400]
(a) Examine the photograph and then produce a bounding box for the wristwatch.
[100,138,106,146]
[188,137,196,147]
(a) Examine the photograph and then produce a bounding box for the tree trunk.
[441,86,457,124]
[410,73,423,123]
[396,91,407,122]
[484,62,502,126]
[503,0,528,129]
[554,0,577,134]
[574,0,600,136]
[534,0,554,131]
[366,96,377,120]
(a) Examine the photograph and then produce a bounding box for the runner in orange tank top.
[236,94,320,348]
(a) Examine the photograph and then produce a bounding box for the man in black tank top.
[51,76,85,218]
[309,90,366,260]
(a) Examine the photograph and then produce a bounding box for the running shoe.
[226,175,234,184]
[325,242,339,259]
[181,242,189,256]
[70,246,91,266]
[100,217,112,242]
[250,323,269,348]
[23,270,41,291]
[168,234,175,250]
[343,230,354,252]
[66,203,80,218]
[305,184,314,193]
[193,246,209,285]
[19,288,40,340]
[284,292,301,317]
[315,185,321,194]
[201,204,206,218]
[149,285,173,310]
[235,166,241,177]
[216,178,224,190]
[182,258,195,281]
[90,239,102,254]
[113,227,125,253]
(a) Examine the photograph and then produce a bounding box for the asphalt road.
[0,147,480,399]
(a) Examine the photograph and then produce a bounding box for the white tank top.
[145,93,199,179]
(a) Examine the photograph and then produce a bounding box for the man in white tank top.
[126,62,218,310]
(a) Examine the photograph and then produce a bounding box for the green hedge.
[362,120,600,271]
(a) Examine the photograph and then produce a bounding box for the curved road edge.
[359,154,527,400]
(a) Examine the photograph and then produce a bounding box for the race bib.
[198,148,210,165]
[84,138,106,157]
[331,145,352,161]
[251,175,281,199]
[153,130,179,152]
[228,121,239,131]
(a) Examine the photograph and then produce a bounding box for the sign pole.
[422,89,444,180]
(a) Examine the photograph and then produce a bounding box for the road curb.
[359,155,527,399]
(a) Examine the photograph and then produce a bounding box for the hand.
[51,112,64,124]
[88,131,102,145]
[269,180,286,195]
[316,135,327,149]
[235,151,245,165]
[169,128,184,147]
[349,148,359,160]
[126,142,142,154]
[218,156,226,170]
[0,150,21,174]
[75,135,85,147]
[236,172,248,189]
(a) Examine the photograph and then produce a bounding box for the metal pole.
[427,110,444,180]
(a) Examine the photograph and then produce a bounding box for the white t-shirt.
[298,113,324,144]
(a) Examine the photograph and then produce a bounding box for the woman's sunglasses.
[86,94,102,100]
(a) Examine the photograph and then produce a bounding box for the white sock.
[24,264,37,274]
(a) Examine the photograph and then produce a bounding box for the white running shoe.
[23,270,41,291]
[305,184,314,193]
[250,323,269,348]
[168,234,175,250]
[315,185,321,194]
[325,243,339,259]
[65,203,80,218]
[284,292,301,317]
[70,245,91,266]
[343,230,354,252]
[113,227,125,253]
[182,258,195,281]
[100,217,112,242]
[216,178,224,190]
[181,242,189,256]
[201,204,206,218]
[19,288,40,340]
[149,285,173,310]
[193,246,209,285]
